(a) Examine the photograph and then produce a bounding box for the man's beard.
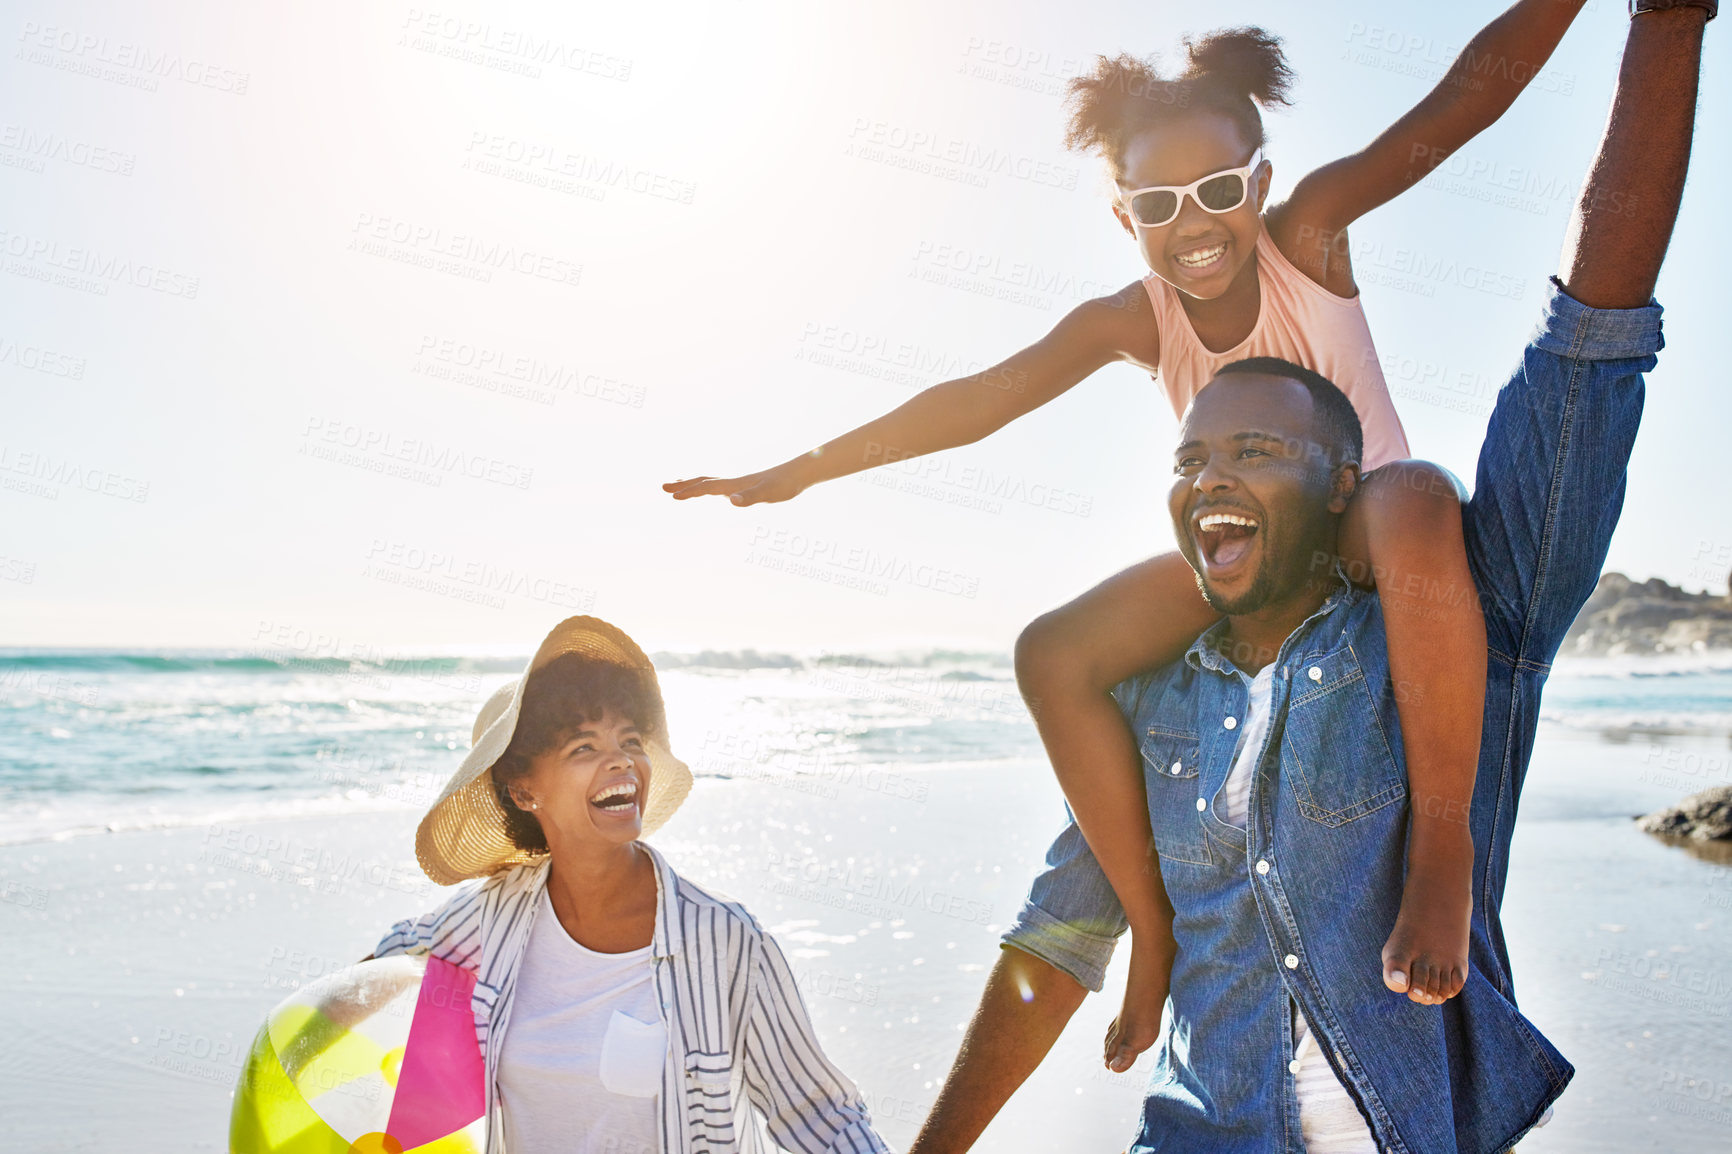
[1194,553,1282,616]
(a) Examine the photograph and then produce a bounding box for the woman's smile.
[587,775,641,820]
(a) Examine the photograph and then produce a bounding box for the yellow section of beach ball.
[381,1047,405,1089]
[346,1134,403,1154]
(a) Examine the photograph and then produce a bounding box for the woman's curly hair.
[1064,27,1294,182]
[489,652,663,853]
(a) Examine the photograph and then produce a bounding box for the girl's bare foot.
[1381,823,1473,1005]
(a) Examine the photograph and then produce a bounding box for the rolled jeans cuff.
[1001,902,1119,993]
[1531,276,1665,361]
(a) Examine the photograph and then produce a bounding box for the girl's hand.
[662,464,808,506]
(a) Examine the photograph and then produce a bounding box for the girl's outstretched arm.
[1271,0,1590,283]
[664,283,1159,505]
[1016,552,1211,1071]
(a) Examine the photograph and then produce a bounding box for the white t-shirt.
[1218,665,1378,1154]
[497,887,668,1154]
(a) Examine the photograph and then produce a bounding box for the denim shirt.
[1003,280,1664,1154]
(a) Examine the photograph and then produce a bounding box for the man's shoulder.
[1284,587,1390,681]
[1110,652,1201,728]
[1305,584,1385,648]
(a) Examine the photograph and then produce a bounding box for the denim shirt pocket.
[1280,647,1406,826]
[1140,727,1214,866]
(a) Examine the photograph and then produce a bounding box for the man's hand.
[907,947,1089,1154]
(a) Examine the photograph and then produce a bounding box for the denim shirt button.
[1308,666,1323,682]
[1196,798,1207,812]
[1256,860,1270,875]
[1170,761,1182,775]
[1223,716,1237,730]
[1288,1059,1303,1075]
[1284,953,1299,969]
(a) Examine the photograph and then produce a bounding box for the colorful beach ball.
[230,955,486,1154]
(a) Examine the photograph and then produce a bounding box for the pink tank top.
[1142,222,1410,471]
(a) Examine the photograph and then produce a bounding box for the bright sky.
[4,0,1728,654]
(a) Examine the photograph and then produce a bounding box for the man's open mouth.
[1194,510,1260,572]
[588,778,640,816]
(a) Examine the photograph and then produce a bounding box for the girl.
[369,616,890,1153]
[666,0,1586,1072]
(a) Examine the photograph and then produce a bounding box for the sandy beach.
[7,0,1730,1146]
[3,720,1729,1152]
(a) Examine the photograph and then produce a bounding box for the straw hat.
[415,616,692,885]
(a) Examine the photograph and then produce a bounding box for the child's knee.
[1367,460,1467,523]
[1014,612,1071,688]
[1347,461,1478,599]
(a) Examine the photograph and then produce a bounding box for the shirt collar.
[521,840,684,960]
[641,841,684,959]
[1182,562,1363,678]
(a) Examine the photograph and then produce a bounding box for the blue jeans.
[1002,279,1664,1154]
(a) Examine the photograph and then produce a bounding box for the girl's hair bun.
[1181,27,1293,110]
[1064,26,1292,181]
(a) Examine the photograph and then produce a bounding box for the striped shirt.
[373,844,891,1154]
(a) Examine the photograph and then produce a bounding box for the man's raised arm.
[905,947,1089,1154]
[1466,5,1707,666]
[1557,4,1707,309]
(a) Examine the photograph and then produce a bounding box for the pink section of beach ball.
[384,956,484,1148]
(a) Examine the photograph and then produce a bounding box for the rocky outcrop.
[1562,572,1732,657]
[1637,785,1732,865]
[1638,784,1732,841]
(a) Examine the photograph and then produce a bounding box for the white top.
[375,846,889,1154]
[1215,666,1276,829]
[497,886,666,1154]
[1219,665,1378,1154]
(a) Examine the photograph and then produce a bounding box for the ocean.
[2,647,1730,1151]
[4,646,1729,850]
[0,647,1044,847]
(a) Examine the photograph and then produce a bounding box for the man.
[907,5,1712,1153]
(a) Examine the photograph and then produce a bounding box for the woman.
[370,616,890,1154]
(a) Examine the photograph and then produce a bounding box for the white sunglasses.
[1118,149,1264,229]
